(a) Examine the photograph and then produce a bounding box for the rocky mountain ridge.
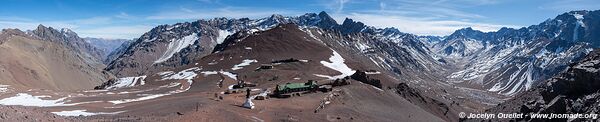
[435,10,599,95]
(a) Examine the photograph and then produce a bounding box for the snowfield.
[221,71,238,80]
[109,67,201,105]
[200,71,237,80]
[107,76,147,89]
[0,93,68,107]
[316,49,356,79]
[52,110,124,116]
[155,33,199,63]
[0,93,103,107]
[200,71,219,76]
[232,59,258,70]
[161,67,200,81]
[216,30,233,44]
[109,93,168,104]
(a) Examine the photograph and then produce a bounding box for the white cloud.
[72,17,112,25]
[115,12,133,19]
[538,0,600,12]
[146,7,298,20]
[335,13,520,36]
[379,2,386,11]
[180,7,194,13]
[320,0,519,36]
[337,0,350,13]
[0,20,77,31]
[75,25,153,39]
[0,14,151,39]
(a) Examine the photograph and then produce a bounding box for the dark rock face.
[394,82,456,121]
[350,70,382,88]
[339,18,367,34]
[94,78,117,90]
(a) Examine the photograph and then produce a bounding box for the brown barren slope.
[0,29,107,91]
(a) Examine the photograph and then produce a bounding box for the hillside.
[0,27,110,91]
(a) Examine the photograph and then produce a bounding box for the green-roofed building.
[274,80,318,94]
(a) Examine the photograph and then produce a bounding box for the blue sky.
[0,0,598,39]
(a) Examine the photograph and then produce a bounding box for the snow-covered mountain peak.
[435,10,600,95]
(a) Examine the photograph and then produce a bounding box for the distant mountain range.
[0,9,599,121]
[83,37,132,63]
[434,10,598,95]
[104,10,600,97]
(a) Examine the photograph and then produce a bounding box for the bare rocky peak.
[31,24,106,63]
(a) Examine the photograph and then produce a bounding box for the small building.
[274,80,318,95]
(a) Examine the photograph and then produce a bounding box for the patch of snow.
[365,71,381,74]
[372,86,384,91]
[161,67,200,81]
[110,67,200,104]
[249,28,260,34]
[154,33,199,63]
[52,109,125,116]
[572,13,585,41]
[216,30,233,44]
[201,71,219,76]
[573,13,586,28]
[488,82,503,92]
[220,71,238,80]
[109,93,168,104]
[109,82,193,104]
[232,59,258,70]
[356,42,371,52]
[157,71,174,76]
[107,76,147,89]
[319,50,356,79]
[143,37,157,42]
[103,106,125,109]
[200,70,236,80]
[0,85,9,92]
[0,93,69,107]
[227,84,236,90]
[82,89,109,93]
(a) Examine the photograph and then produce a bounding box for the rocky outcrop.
[394,82,458,121]
[350,70,382,88]
[31,25,106,62]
